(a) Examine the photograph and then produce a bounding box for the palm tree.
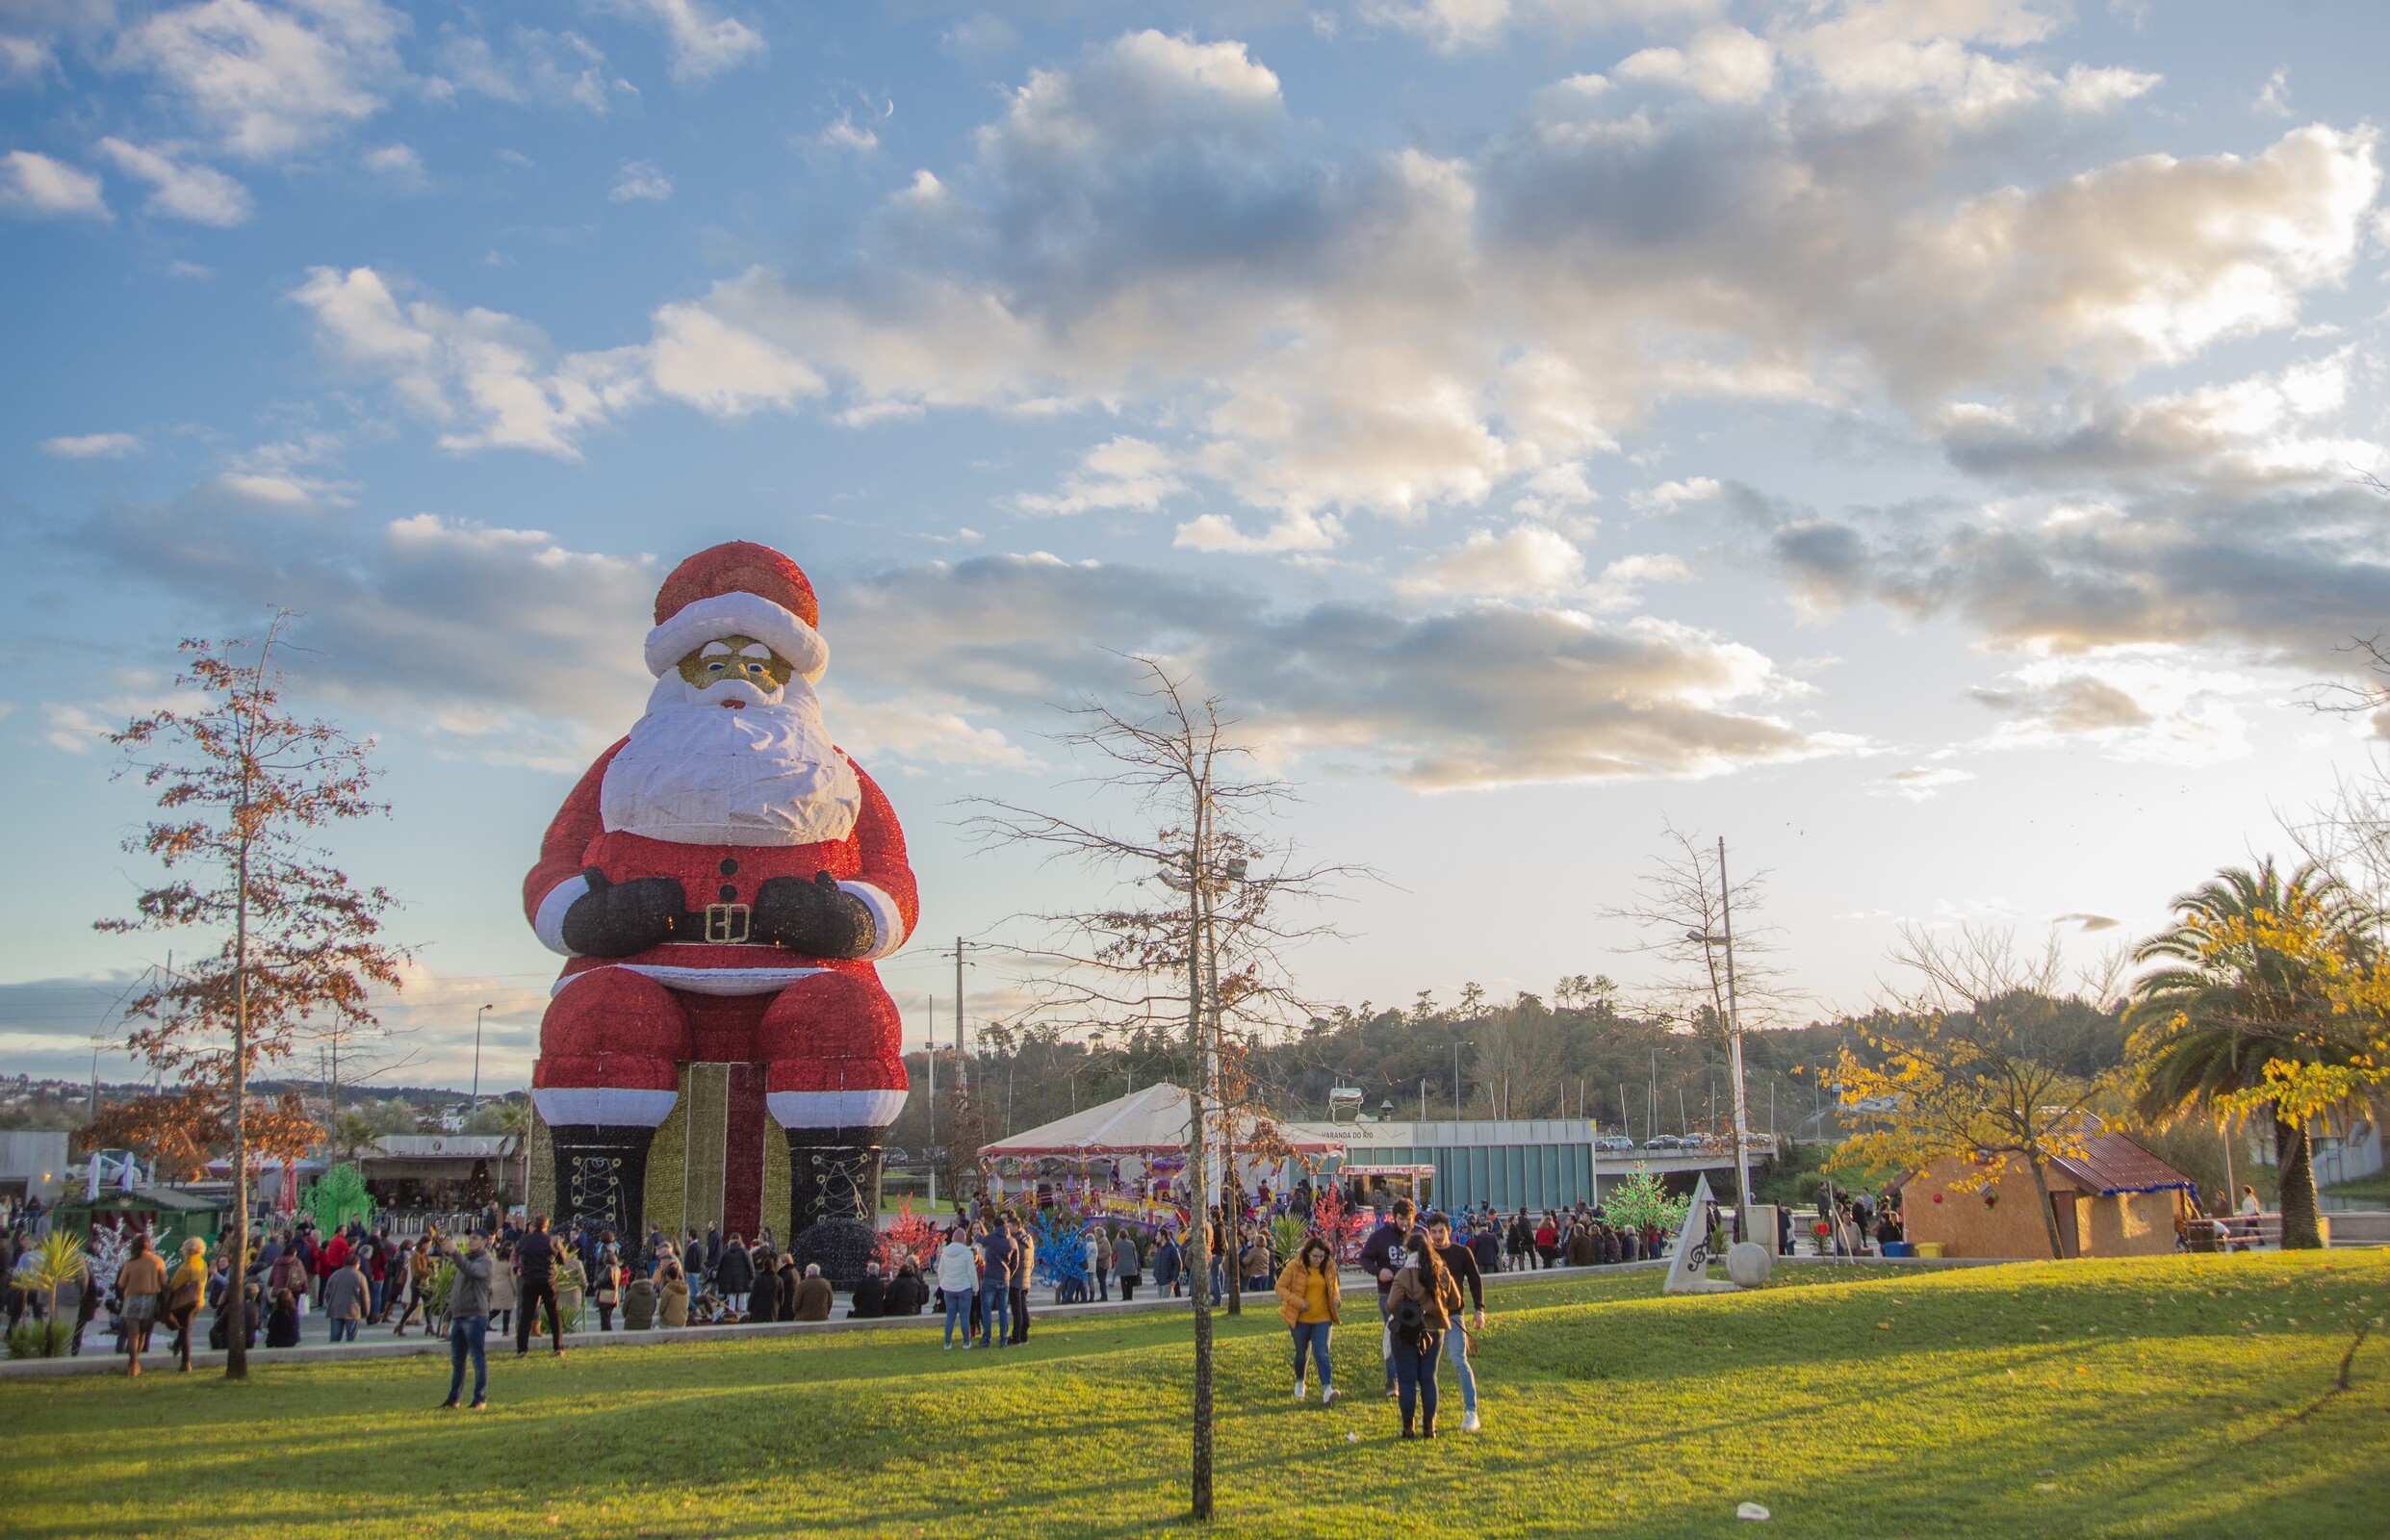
[2126,860,2378,1250]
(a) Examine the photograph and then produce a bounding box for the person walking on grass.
[514,1215,564,1357]
[938,1225,979,1349]
[1275,1235,1342,1405]
[116,1232,167,1377]
[438,1231,494,1411]
[1358,1197,1418,1399]
[1423,1212,1487,1432]
[1386,1230,1463,1440]
[165,1238,208,1373]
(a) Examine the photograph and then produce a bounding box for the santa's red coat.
[525,738,916,1130]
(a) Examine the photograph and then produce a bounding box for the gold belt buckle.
[705,902,752,943]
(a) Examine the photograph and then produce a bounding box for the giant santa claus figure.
[524,542,913,1282]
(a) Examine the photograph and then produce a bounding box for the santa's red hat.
[645,541,829,680]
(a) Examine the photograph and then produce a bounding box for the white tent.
[977,1083,1343,1160]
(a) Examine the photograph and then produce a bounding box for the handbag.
[1390,1296,1426,1347]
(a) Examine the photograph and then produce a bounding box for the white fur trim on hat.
[644,592,829,680]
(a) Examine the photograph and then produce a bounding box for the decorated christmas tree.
[1603,1167,1691,1238]
[307,1161,374,1235]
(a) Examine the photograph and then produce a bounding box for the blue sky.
[4,0,2387,1091]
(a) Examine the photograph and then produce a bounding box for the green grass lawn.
[5,1252,2385,1539]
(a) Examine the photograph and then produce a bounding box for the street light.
[472,1004,494,1109]
[1683,839,1755,1239]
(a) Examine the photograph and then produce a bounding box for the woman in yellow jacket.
[1273,1236,1342,1405]
[165,1238,209,1373]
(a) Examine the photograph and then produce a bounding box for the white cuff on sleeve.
[837,880,907,961]
[533,875,590,956]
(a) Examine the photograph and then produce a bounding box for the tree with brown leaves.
[96,616,409,1380]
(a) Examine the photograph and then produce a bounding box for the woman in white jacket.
[937,1227,981,1350]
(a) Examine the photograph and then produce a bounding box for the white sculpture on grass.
[1663,1173,1768,1295]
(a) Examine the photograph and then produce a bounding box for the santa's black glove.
[559,868,684,957]
[753,870,878,960]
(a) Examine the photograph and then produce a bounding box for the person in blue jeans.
[978,1217,1015,1348]
[937,1227,979,1348]
[1425,1212,1486,1432]
[438,1232,495,1410]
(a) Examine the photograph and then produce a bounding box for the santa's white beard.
[599,674,862,846]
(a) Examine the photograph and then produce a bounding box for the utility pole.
[1452,1040,1469,1117]
[924,997,938,1209]
[945,939,980,1092]
[472,1003,493,1109]
[1717,836,1754,1234]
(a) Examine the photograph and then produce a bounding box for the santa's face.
[600,632,862,846]
[676,633,794,705]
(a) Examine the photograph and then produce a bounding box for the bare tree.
[97,619,409,1381]
[964,658,1359,1523]
[1605,822,1800,1206]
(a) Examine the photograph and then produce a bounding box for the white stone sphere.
[1725,1241,1773,1289]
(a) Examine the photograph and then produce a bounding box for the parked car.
[1643,1135,1682,1150]
[1594,1136,1635,1153]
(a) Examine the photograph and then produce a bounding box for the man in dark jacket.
[1358,1197,1416,1399]
[514,1216,563,1357]
[716,1235,756,1318]
[849,1263,887,1319]
[884,1261,928,1316]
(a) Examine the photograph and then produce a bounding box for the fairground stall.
[976,1084,1345,1225]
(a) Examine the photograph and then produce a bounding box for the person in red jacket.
[524,543,919,1283]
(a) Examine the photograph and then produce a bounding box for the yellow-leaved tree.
[1832,925,2126,1261]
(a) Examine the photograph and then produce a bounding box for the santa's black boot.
[786,1127,884,1289]
[545,1124,654,1241]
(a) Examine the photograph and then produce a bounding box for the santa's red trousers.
[532,965,907,1123]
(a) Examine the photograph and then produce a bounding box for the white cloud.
[1877,765,1975,801]
[0,149,107,218]
[1015,436,1186,516]
[0,34,56,85]
[292,266,649,456]
[41,431,141,457]
[647,301,823,415]
[606,0,765,85]
[119,0,407,160]
[1967,650,2255,764]
[1400,525,1584,598]
[608,159,672,201]
[1615,26,1775,104]
[817,112,878,154]
[1583,552,1694,612]
[97,137,253,224]
[362,141,425,186]
[435,25,628,112]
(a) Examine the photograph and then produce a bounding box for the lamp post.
[471,1004,494,1109]
[1685,839,1754,1232]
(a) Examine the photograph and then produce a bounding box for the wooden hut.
[1899,1127,2198,1260]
